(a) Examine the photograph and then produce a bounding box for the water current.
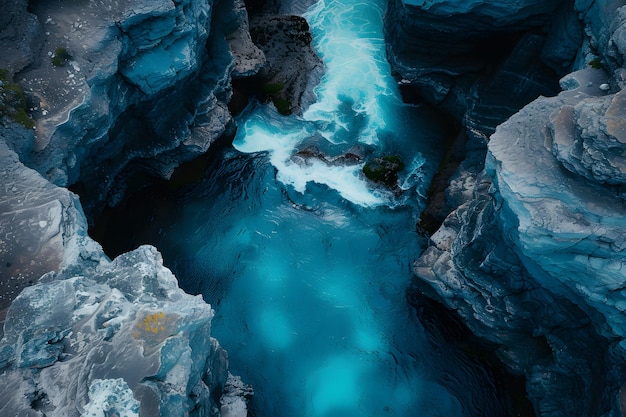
[98,0,509,415]
[204,1,464,414]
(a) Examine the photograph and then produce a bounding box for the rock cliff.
[388,0,626,415]
[0,0,261,415]
[0,141,251,416]
[385,0,567,137]
[0,0,264,220]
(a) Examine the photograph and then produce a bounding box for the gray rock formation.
[406,1,626,415]
[0,0,266,414]
[0,141,251,416]
[228,0,267,78]
[0,140,100,334]
[1,0,264,219]
[248,14,324,115]
[552,77,626,188]
[0,0,328,414]
[0,0,41,76]
[384,0,569,232]
[385,0,568,131]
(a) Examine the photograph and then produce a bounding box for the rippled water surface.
[163,148,462,417]
[98,0,508,415]
[192,1,461,415]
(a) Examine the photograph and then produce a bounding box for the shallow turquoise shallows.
[135,0,471,415]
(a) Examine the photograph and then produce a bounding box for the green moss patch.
[52,47,71,67]
[260,82,292,115]
[363,155,405,188]
[14,108,35,129]
[272,97,291,115]
[588,58,602,69]
[261,82,284,95]
[0,69,34,128]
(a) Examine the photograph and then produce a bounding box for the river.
[97,0,506,415]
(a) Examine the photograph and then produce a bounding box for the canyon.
[1,0,626,416]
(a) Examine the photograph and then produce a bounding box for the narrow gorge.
[1,0,626,416]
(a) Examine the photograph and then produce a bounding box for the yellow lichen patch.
[132,311,179,346]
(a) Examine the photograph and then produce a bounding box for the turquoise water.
[98,0,505,415]
[190,1,463,415]
[161,144,466,417]
[167,148,460,415]
[235,0,441,208]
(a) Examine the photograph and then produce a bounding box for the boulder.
[0,140,251,417]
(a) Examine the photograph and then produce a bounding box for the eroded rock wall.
[385,0,568,136]
[1,0,264,220]
[0,141,251,416]
[402,0,626,415]
[0,0,263,414]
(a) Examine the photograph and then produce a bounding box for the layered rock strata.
[1,0,264,219]
[385,0,568,134]
[384,0,572,231]
[0,142,251,416]
[0,0,262,415]
[401,0,626,415]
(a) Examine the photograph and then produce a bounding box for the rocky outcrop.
[248,14,323,115]
[385,0,568,134]
[0,140,100,333]
[1,0,264,220]
[551,80,626,189]
[0,0,40,76]
[0,141,251,416]
[0,0,266,414]
[384,0,571,230]
[229,0,324,117]
[407,1,626,415]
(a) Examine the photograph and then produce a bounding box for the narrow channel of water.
[191,1,461,414]
[94,0,510,415]
[202,2,460,414]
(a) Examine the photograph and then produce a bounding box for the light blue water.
[199,1,463,415]
[163,147,465,417]
[235,0,441,207]
[128,0,472,415]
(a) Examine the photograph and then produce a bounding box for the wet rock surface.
[362,155,406,189]
[238,14,323,115]
[405,0,626,412]
[0,0,265,221]
[0,139,251,416]
[226,0,324,116]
